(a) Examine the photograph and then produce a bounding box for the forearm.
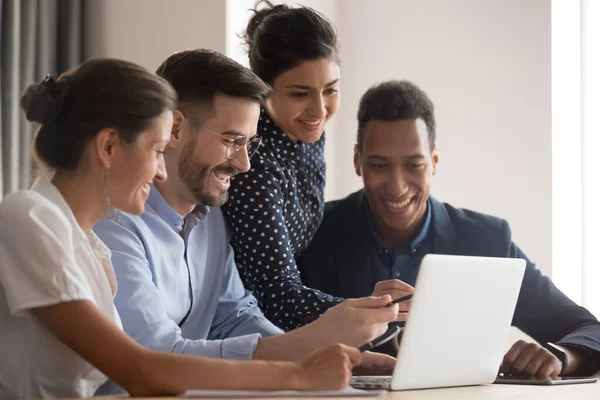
[261,283,344,330]
[252,306,363,362]
[132,322,260,360]
[253,296,399,362]
[144,351,300,394]
[35,300,303,396]
[252,321,330,361]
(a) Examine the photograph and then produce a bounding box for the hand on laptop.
[500,340,562,379]
[371,279,415,321]
[314,296,400,348]
[353,351,396,376]
[293,343,360,390]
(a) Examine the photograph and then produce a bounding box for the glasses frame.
[184,114,262,160]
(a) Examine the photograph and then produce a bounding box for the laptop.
[351,254,526,391]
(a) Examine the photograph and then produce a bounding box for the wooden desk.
[73,380,600,399]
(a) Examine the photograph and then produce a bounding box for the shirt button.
[394,271,401,278]
[410,248,417,255]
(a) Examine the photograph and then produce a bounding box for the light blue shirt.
[93,186,283,394]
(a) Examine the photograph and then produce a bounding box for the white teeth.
[141,183,151,193]
[386,198,411,209]
[300,120,320,125]
[214,172,230,182]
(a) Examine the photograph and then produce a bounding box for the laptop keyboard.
[349,376,392,390]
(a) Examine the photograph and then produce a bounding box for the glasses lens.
[225,143,237,159]
[225,137,245,160]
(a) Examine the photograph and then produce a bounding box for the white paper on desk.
[179,386,386,398]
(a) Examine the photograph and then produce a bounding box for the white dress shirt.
[0,177,122,399]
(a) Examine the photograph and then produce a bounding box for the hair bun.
[20,74,66,124]
[245,0,290,47]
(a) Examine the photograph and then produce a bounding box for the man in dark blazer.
[297,80,600,378]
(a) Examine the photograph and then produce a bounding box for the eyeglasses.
[184,115,262,160]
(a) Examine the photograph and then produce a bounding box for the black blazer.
[298,190,600,374]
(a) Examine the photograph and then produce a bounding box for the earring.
[102,168,116,220]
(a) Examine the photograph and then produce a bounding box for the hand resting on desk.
[499,340,588,379]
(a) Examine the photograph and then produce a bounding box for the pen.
[387,293,413,307]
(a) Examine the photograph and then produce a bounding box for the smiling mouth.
[213,171,231,184]
[297,119,325,131]
[299,119,321,126]
[385,197,412,209]
[141,183,151,194]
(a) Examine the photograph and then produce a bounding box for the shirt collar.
[31,176,88,248]
[366,198,432,253]
[146,185,209,233]
[147,185,185,232]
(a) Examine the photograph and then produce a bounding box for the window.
[552,0,600,317]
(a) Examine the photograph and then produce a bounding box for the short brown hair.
[156,49,271,118]
[21,58,177,170]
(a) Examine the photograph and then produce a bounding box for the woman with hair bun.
[0,58,361,399]
[223,0,343,330]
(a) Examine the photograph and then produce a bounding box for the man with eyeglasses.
[93,49,398,395]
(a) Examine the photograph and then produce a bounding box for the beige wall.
[85,0,227,71]
[332,0,552,276]
[86,0,552,278]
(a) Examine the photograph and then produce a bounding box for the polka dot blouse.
[222,109,344,330]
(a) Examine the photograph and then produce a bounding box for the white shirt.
[0,177,122,399]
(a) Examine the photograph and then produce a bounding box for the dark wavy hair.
[244,0,339,85]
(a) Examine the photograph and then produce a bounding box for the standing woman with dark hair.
[0,59,360,399]
[223,1,347,330]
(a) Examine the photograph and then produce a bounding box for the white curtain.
[552,0,600,318]
[580,0,600,318]
[0,0,85,198]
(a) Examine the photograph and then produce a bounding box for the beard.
[178,141,238,207]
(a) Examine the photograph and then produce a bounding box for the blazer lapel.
[430,196,461,255]
[335,190,374,298]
